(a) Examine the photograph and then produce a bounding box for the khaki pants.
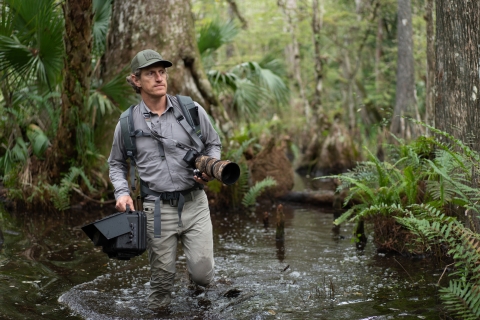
[143,190,214,310]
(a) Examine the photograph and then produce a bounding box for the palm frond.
[92,0,111,56]
[207,69,238,92]
[197,19,239,55]
[0,0,63,87]
[26,123,50,157]
[232,78,265,120]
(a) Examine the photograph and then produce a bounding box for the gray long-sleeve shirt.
[108,95,222,200]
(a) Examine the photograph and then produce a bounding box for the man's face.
[132,63,168,98]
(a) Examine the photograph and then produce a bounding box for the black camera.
[183,148,200,168]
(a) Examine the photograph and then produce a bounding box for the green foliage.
[0,0,64,87]
[396,204,480,319]
[242,176,277,208]
[325,142,427,226]
[89,67,136,119]
[0,136,27,176]
[330,128,480,319]
[197,19,239,56]
[47,167,96,211]
[439,280,480,320]
[92,0,111,56]
[207,59,290,122]
[0,0,136,209]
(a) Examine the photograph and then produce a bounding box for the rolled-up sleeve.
[108,121,130,200]
[196,103,222,159]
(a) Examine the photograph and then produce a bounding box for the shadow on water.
[0,202,446,319]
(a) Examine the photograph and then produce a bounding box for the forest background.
[2,0,480,318]
[0,0,447,211]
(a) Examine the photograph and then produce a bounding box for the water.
[0,204,445,319]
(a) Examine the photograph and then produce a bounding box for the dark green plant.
[46,167,96,211]
[242,176,277,209]
[0,0,135,209]
[396,203,480,319]
[325,144,427,227]
[328,128,480,319]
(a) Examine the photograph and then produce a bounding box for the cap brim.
[140,60,173,69]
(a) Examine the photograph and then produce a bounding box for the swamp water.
[0,202,446,320]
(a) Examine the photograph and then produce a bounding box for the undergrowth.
[323,125,480,319]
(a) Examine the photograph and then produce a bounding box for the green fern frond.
[226,138,256,163]
[242,176,277,208]
[47,166,96,211]
[439,279,480,320]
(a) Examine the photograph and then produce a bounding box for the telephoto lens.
[195,155,240,185]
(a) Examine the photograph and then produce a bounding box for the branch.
[72,187,116,204]
[227,0,248,29]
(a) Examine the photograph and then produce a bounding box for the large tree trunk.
[48,0,93,179]
[390,0,419,140]
[98,0,231,156]
[435,0,480,230]
[435,1,480,151]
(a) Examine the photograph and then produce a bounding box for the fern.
[439,280,480,320]
[47,167,96,211]
[396,203,480,317]
[242,176,277,208]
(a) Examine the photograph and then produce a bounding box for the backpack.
[119,95,204,194]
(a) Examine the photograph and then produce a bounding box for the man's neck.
[142,94,168,114]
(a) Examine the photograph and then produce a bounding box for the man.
[108,49,221,312]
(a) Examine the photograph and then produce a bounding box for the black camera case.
[82,207,147,260]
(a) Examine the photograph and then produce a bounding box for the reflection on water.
[0,204,444,319]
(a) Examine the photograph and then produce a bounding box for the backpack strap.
[173,95,205,151]
[119,105,137,191]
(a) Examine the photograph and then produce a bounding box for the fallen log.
[277,190,338,206]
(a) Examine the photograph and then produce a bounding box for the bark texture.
[50,0,93,177]
[435,0,480,231]
[390,0,419,139]
[424,0,435,131]
[435,0,480,151]
[311,0,323,114]
[278,0,310,118]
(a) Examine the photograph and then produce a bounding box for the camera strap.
[170,96,205,152]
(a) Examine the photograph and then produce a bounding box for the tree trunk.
[435,0,480,151]
[311,0,323,114]
[98,0,231,156]
[435,0,480,231]
[48,0,93,178]
[375,13,384,91]
[278,0,310,118]
[226,0,247,29]
[390,0,419,140]
[424,0,435,132]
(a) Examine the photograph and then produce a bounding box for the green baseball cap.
[130,49,172,73]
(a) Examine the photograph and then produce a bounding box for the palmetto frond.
[232,60,289,107]
[197,19,239,55]
[89,67,136,119]
[0,0,64,88]
[92,0,111,56]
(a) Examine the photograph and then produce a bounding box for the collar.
[140,95,173,117]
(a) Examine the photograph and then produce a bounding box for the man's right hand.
[115,195,135,212]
